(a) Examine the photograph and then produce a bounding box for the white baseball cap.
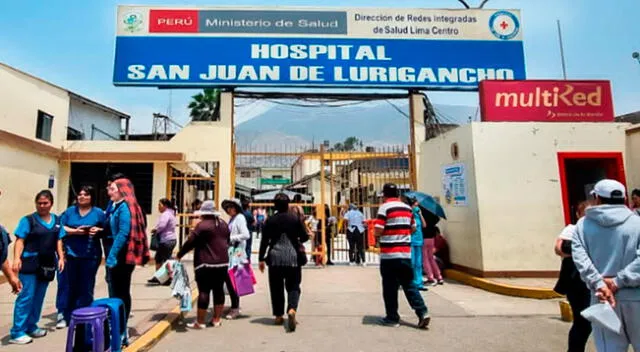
[591,179,626,199]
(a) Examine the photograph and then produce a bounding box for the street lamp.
[633,52,640,64]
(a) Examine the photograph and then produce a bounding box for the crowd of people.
[554,179,640,351]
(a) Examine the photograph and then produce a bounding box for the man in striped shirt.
[375,183,430,329]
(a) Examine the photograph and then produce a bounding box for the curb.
[124,288,197,352]
[444,269,563,300]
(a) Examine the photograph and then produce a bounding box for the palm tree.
[188,88,221,121]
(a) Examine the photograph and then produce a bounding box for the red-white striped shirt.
[375,198,414,260]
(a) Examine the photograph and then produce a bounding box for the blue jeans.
[380,259,428,322]
[411,245,424,288]
[56,263,69,316]
[63,257,100,322]
[11,274,49,338]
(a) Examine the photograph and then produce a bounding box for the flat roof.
[0,62,130,120]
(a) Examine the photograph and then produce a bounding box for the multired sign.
[149,10,199,33]
[479,80,614,122]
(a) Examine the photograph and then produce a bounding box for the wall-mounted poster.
[442,163,468,207]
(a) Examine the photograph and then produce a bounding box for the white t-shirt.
[558,224,577,241]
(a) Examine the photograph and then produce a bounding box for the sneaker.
[130,312,134,318]
[379,317,400,328]
[274,316,285,325]
[361,263,367,267]
[187,322,205,330]
[418,286,429,292]
[430,280,439,287]
[56,319,67,329]
[349,262,356,266]
[418,315,431,330]
[226,308,240,320]
[9,335,33,345]
[287,309,297,332]
[209,320,222,328]
[147,277,160,284]
[437,279,444,285]
[27,328,47,338]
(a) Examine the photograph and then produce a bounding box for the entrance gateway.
[113,5,526,264]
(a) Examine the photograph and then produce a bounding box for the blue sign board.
[114,6,526,90]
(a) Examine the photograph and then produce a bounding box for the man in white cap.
[572,179,640,351]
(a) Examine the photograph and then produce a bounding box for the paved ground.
[0,263,187,350]
[153,266,596,352]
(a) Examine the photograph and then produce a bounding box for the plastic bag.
[581,302,622,335]
[154,260,175,284]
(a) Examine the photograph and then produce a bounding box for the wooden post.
[320,145,327,266]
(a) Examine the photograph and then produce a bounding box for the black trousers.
[566,285,592,352]
[268,266,302,317]
[195,267,226,309]
[108,263,135,320]
[347,229,365,264]
[224,273,240,309]
[380,259,428,322]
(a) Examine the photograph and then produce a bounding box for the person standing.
[321,204,335,266]
[177,201,230,329]
[259,193,309,332]
[56,186,106,328]
[344,204,366,266]
[106,178,150,345]
[148,198,178,284]
[0,190,22,294]
[10,190,65,345]
[572,179,640,351]
[222,198,250,320]
[375,183,430,329]
[102,173,127,297]
[553,200,592,352]
[241,198,256,260]
[422,210,444,286]
[631,189,640,215]
[254,206,268,239]
[407,199,427,291]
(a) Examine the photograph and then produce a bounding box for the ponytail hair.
[159,198,176,211]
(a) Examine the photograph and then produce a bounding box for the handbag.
[150,233,159,251]
[297,243,308,266]
[228,265,255,297]
[36,254,56,282]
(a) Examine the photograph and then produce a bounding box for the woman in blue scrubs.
[56,186,106,328]
[10,190,65,345]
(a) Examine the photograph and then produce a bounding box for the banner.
[113,6,526,89]
[479,80,615,122]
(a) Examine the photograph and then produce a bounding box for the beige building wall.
[473,122,629,272]
[625,126,640,190]
[418,125,483,271]
[0,64,70,146]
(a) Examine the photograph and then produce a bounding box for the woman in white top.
[222,199,250,320]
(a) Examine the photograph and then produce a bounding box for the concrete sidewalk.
[153,266,594,352]
[0,263,191,350]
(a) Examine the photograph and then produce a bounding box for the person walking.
[422,210,444,286]
[553,200,592,352]
[177,200,230,329]
[10,190,65,345]
[148,198,178,284]
[572,179,640,351]
[56,186,106,329]
[106,178,150,345]
[222,198,250,320]
[254,206,268,239]
[407,198,427,290]
[375,183,430,330]
[241,198,256,260]
[259,193,309,332]
[344,204,366,266]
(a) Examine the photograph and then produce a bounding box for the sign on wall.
[479,80,615,122]
[442,163,468,207]
[113,6,526,89]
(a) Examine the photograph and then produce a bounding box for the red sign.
[479,80,614,122]
[149,10,199,33]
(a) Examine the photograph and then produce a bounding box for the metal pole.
[557,19,568,80]
[319,145,327,266]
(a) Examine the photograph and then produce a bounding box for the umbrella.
[403,191,446,219]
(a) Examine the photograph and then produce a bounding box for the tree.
[330,136,364,152]
[188,88,221,121]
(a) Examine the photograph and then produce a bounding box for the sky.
[0,0,639,133]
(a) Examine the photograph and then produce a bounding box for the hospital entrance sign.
[113,6,526,90]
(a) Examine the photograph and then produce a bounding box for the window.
[67,127,84,141]
[36,110,54,142]
[272,175,283,180]
[240,171,252,178]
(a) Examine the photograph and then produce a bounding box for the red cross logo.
[500,21,509,30]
